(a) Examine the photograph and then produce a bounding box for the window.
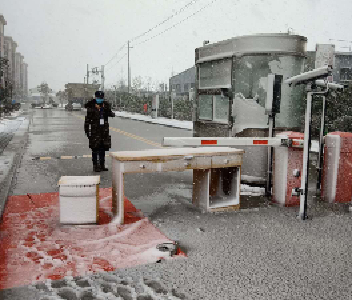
[199,95,213,120]
[213,95,229,122]
[340,68,352,81]
[199,94,229,122]
[199,59,232,89]
[184,83,189,92]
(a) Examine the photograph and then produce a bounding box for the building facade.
[0,14,27,104]
[305,47,352,83]
[4,37,13,79]
[4,36,13,98]
[24,63,28,98]
[335,52,352,82]
[15,52,21,99]
[0,15,7,94]
[20,55,24,99]
[169,66,196,99]
[11,40,17,92]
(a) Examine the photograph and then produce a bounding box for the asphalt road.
[10,107,194,215]
[2,108,352,300]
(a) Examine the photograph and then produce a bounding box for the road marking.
[32,154,109,161]
[39,156,52,160]
[72,113,162,148]
[33,155,89,161]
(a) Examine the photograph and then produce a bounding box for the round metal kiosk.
[194,33,307,181]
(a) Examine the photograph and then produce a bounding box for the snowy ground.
[113,111,193,131]
[23,186,352,300]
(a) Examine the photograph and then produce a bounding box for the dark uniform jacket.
[84,99,115,150]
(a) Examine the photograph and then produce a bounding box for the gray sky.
[1,0,351,92]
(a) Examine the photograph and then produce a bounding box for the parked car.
[72,103,82,111]
[40,104,52,109]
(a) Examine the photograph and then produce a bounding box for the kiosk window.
[199,59,232,89]
[199,94,229,122]
[199,95,213,120]
[214,95,229,122]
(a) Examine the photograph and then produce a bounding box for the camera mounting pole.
[285,66,344,220]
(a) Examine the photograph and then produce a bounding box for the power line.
[103,1,198,68]
[104,52,128,86]
[130,0,199,42]
[104,43,126,66]
[133,0,218,47]
[105,52,128,72]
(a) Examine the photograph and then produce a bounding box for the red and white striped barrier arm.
[162,137,305,148]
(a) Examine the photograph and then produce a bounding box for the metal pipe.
[316,95,326,191]
[266,115,275,196]
[299,90,313,220]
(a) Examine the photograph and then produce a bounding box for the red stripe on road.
[201,140,217,145]
[253,140,268,145]
[0,189,186,289]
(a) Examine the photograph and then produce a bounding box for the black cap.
[95,91,104,98]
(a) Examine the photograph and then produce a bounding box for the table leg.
[192,169,210,211]
[112,160,124,224]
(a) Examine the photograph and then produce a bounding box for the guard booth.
[194,33,307,181]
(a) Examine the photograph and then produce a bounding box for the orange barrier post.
[272,132,304,206]
[322,132,352,204]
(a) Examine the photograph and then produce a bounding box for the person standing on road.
[84,91,115,172]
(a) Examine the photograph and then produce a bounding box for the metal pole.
[316,95,326,191]
[171,94,174,119]
[266,114,275,196]
[300,90,313,220]
[101,65,105,91]
[87,64,89,84]
[128,41,130,93]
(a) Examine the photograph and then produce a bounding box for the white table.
[110,147,244,224]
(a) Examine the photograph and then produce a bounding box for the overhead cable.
[130,0,199,42]
[134,0,218,47]
[104,43,126,66]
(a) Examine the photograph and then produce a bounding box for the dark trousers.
[92,142,105,165]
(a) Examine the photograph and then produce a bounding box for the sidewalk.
[0,110,30,218]
[113,111,193,131]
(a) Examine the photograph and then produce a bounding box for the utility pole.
[128,41,130,93]
[100,65,105,91]
[87,64,89,84]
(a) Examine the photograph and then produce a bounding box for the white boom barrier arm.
[162,137,304,148]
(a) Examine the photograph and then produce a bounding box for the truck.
[65,83,100,108]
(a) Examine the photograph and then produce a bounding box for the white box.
[59,176,100,224]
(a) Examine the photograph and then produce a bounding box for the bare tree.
[132,76,143,91]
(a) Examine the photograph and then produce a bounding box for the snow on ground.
[114,111,193,130]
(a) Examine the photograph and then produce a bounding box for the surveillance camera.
[315,80,345,91]
[284,66,332,87]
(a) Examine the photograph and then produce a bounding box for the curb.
[114,113,193,131]
[0,114,30,219]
